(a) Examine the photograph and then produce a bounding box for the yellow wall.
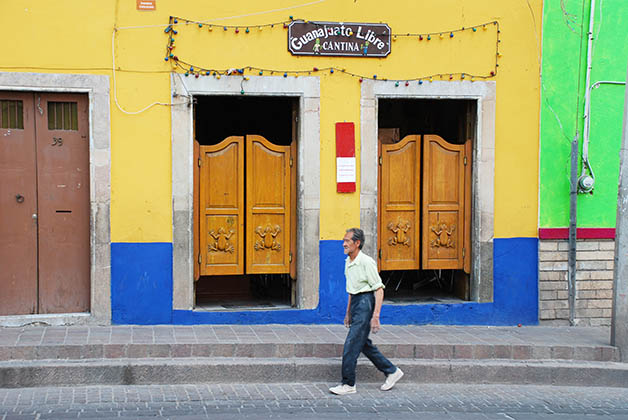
[2,0,542,242]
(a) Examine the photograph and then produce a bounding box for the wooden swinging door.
[246,135,292,274]
[197,135,292,277]
[378,135,421,271]
[422,134,470,271]
[199,136,245,275]
[378,134,471,273]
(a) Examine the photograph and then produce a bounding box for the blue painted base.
[111,238,538,326]
[111,242,173,324]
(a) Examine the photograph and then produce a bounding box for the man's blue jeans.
[341,291,397,386]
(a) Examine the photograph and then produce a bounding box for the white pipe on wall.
[580,0,597,193]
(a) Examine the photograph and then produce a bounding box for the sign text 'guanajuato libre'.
[288,21,391,57]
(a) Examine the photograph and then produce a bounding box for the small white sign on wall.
[336,157,356,183]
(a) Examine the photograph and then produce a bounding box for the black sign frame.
[288,21,391,58]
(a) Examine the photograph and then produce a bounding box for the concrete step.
[0,342,619,363]
[1,357,627,388]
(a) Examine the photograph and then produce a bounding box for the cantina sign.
[288,21,391,57]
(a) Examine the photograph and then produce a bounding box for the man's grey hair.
[346,228,365,249]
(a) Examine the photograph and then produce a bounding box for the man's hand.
[344,313,351,328]
[370,316,381,333]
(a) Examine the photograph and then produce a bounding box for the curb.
[1,358,627,388]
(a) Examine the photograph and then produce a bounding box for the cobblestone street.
[2,383,628,419]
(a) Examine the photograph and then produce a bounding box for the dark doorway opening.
[377,98,476,304]
[194,95,297,310]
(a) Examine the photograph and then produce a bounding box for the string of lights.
[163,16,501,86]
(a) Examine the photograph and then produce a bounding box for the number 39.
[52,137,63,146]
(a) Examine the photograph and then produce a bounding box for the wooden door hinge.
[378,249,382,259]
[198,253,202,264]
[464,156,468,166]
[290,156,293,167]
[462,248,465,258]
[289,252,293,263]
[198,158,202,167]
[378,155,382,166]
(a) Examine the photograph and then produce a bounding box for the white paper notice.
[336,157,356,183]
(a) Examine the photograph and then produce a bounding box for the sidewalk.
[0,324,625,389]
[0,324,618,361]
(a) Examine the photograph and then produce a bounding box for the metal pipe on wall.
[569,133,579,326]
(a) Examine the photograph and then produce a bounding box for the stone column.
[611,61,628,361]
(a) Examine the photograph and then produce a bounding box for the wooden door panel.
[0,92,38,315]
[422,135,466,270]
[35,93,90,314]
[246,135,291,274]
[200,137,245,275]
[379,135,420,271]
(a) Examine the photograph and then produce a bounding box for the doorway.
[0,91,90,315]
[193,96,297,309]
[377,99,475,303]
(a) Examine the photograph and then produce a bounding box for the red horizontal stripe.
[538,228,615,240]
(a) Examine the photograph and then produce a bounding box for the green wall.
[540,0,628,228]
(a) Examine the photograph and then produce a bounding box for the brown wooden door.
[422,134,468,270]
[1,92,90,315]
[35,93,90,313]
[0,92,38,315]
[378,135,421,271]
[246,135,292,274]
[199,137,245,275]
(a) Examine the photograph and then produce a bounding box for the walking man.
[329,228,404,395]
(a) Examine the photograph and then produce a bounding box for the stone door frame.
[0,72,112,325]
[171,74,321,310]
[360,80,496,302]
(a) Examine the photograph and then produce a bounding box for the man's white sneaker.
[329,384,357,395]
[380,368,404,391]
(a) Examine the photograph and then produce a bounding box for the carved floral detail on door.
[208,227,235,253]
[430,222,456,248]
[387,217,411,247]
[254,224,282,251]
